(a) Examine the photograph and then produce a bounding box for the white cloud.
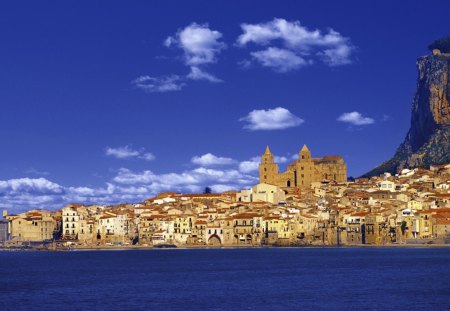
[106,146,139,159]
[140,153,156,161]
[237,18,354,71]
[187,66,222,83]
[337,111,375,126]
[112,167,257,193]
[0,178,64,195]
[274,155,288,163]
[237,18,349,50]
[165,22,226,66]
[0,178,66,212]
[25,168,50,176]
[134,22,225,93]
[239,157,260,173]
[238,59,252,69]
[0,165,259,213]
[210,184,237,193]
[318,44,353,66]
[191,153,236,166]
[251,47,308,72]
[132,75,185,93]
[238,154,288,173]
[240,107,304,130]
[105,146,155,161]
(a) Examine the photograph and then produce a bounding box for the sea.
[0,247,449,310]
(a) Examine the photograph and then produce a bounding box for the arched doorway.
[208,235,222,246]
[287,180,291,187]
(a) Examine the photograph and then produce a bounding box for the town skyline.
[1,1,450,212]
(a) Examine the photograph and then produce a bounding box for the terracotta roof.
[233,213,257,219]
[351,212,369,217]
[434,193,450,198]
[264,216,280,220]
[433,213,450,219]
[100,215,115,219]
[182,193,222,198]
[416,210,433,214]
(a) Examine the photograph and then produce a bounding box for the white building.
[62,205,82,239]
[237,183,286,204]
[379,180,396,192]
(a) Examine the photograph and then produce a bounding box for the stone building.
[259,145,347,191]
[0,218,9,242]
[8,210,55,241]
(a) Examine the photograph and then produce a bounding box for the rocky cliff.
[364,50,450,177]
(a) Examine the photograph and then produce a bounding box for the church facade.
[259,145,347,190]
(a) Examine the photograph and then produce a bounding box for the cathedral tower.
[259,146,278,184]
[297,144,313,187]
[299,144,311,161]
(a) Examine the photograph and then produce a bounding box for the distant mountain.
[364,37,450,177]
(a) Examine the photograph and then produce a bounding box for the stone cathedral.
[259,145,347,190]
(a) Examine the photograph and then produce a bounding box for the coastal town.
[1,146,450,250]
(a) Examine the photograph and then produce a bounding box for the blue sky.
[1,1,449,212]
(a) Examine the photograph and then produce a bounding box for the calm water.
[0,247,449,310]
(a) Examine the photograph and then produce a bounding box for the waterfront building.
[0,218,9,242]
[8,210,55,241]
[61,205,83,239]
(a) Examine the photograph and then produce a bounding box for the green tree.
[204,186,212,194]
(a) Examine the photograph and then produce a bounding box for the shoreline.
[2,243,450,252]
